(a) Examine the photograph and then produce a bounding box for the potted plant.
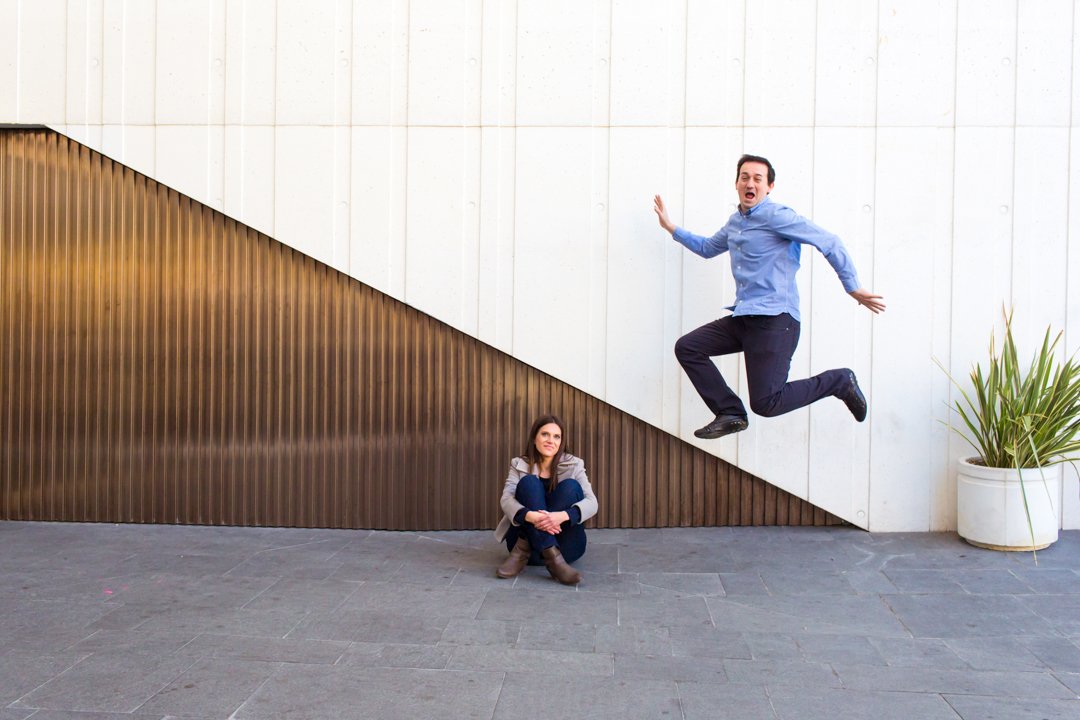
[940,311,1080,558]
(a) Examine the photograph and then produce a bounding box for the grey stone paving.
[0,522,1078,719]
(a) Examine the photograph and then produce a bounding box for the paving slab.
[668,626,752,660]
[1021,637,1080,673]
[16,651,199,713]
[617,543,738,573]
[944,637,1050,671]
[676,682,775,720]
[796,634,887,666]
[944,695,1080,720]
[447,644,612,676]
[89,604,307,638]
[437,617,521,647]
[637,571,725,596]
[97,572,276,608]
[338,580,487,618]
[65,629,198,657]
[493,674,680,719]
[516,621,596,652]
[570,543,620,573]
[1053,671,1080,695]
[287,609,450,644]
[1009,568,1080,594]
[758,569,858,595]
[239,576,359,613]
[707,594,909,637]
[234,665,503,720]
[134,656,279,717]
[476,587,617,624]
[575,571,642,595]
[741,632,802,661]
[176,633,348,664]
[1018,594,1080,637]
[0,709,37,720]
[840,569,899,594]
[867,637,969,669]
[768,687,960,720]
[9,712,168,720]
[594,624,672,655]
[618,594,715,629]
[0,653,87,707]
[614,653,728,683]
[723,658,841,688]
[717,571,772,595]
[883,593,1059,638]
[337,642,453,670]
[833,663,1075,698]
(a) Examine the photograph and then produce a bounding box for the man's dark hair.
[736,154,775,184]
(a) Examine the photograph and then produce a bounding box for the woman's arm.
[499,460,527,526]
[573,463,599,523]
[558,456,597,524]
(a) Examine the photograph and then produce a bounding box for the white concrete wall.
[3,0,1079,531]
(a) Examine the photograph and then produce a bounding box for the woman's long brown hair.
[522,414,567,493]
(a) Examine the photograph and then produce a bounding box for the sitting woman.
[494,414,598,585]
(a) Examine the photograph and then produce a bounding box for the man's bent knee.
[674,335,698,363]
[749,396,784,418]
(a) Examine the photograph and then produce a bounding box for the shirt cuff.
[567,505,582,526]
[513,508,528,526]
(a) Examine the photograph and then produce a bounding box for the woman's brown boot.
[496,537,531,578]
[541,546,581,585]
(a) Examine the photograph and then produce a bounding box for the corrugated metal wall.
[0,129,841,529]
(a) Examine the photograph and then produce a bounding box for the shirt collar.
[739,195,772,217]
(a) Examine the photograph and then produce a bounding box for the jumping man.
[653,154,885,439]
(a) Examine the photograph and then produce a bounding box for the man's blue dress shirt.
[673,197,861,323]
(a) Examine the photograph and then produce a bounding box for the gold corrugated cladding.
[0,129,842,529]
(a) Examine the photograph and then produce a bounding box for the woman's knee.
[553,478,585,504]
[516,474,543,492]
[515,474,545,504]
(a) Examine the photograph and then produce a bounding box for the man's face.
[735,161,773,210]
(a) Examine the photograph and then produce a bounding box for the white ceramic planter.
[956,457,1061,551]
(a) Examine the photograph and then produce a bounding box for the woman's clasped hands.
[524,509,568,535]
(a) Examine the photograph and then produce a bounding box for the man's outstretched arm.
[769,206,885,315]
[653,194,728,258]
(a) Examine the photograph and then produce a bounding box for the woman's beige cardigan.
[494,453,598,542]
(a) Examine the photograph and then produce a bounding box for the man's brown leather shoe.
[496,537,530,578]
[541,546,582,585]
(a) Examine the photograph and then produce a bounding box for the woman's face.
[533,422,562,461]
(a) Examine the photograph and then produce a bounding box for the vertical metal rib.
[0,129,843,529]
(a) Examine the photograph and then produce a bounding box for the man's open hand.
[653,195,675,234]
[849,288,886,314]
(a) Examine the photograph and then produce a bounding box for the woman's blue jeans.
[504,474,586,565]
